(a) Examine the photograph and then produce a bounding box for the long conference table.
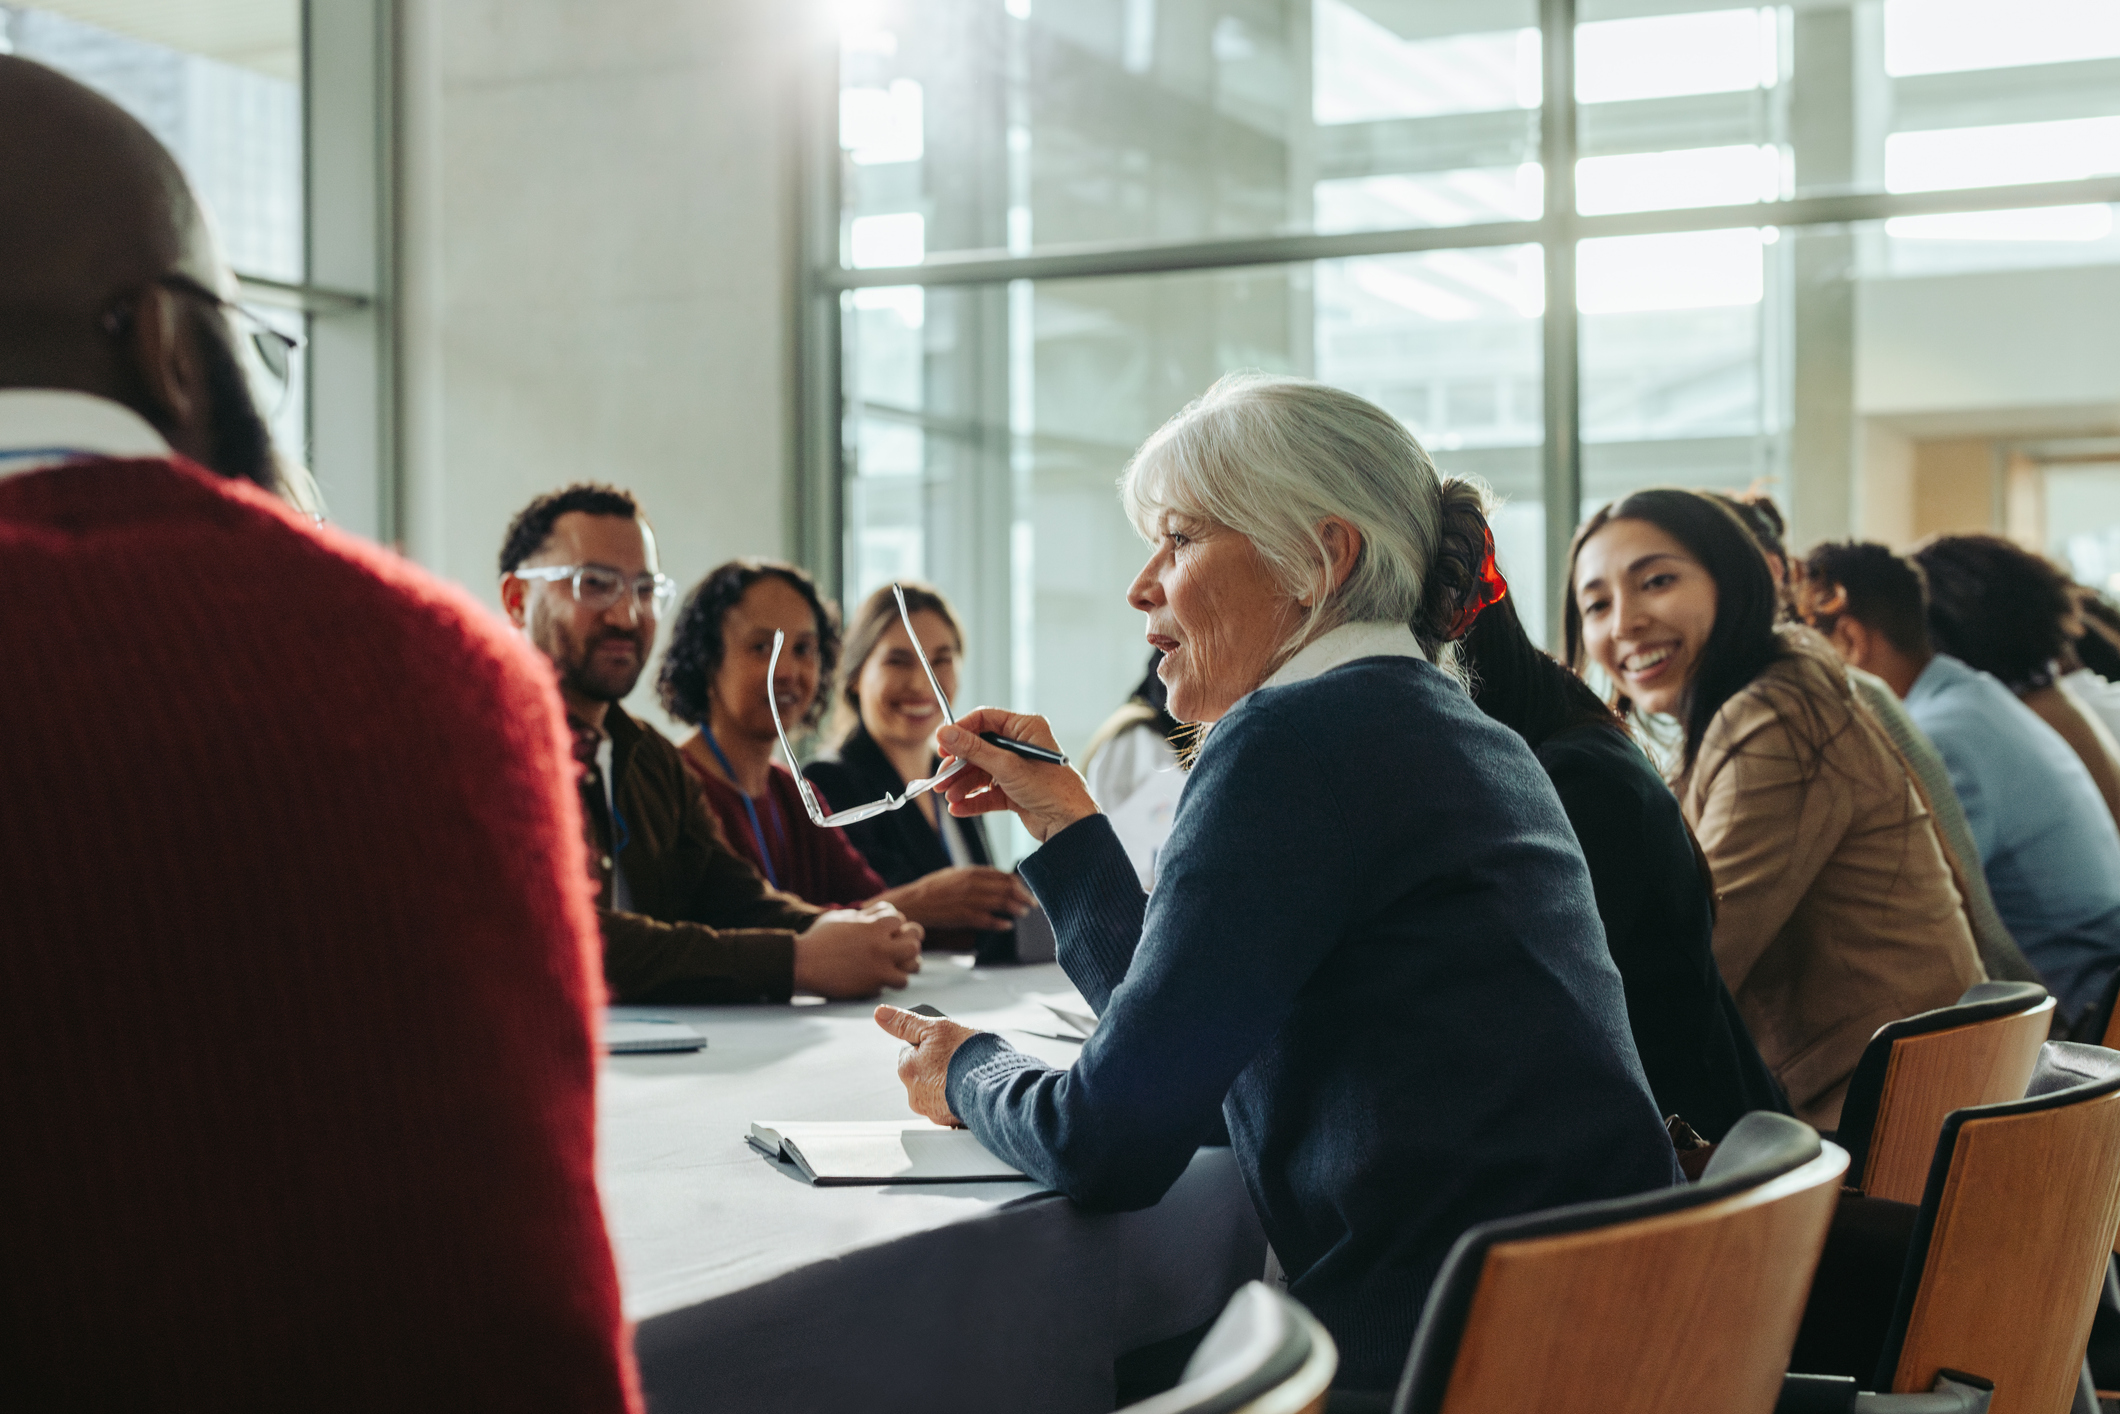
[598,957,1268,1414]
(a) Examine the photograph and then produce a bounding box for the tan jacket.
[2024,682,2120,832]
[1675,632,1985,1128]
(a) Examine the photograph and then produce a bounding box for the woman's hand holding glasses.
[935,709,1100,845]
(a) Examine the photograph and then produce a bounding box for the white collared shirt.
[1190,620,1427,749]
[1261,620,1427,692]
[594,735,637,913]
[0,388,173,481]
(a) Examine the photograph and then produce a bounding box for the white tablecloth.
[598,958,1267,1414]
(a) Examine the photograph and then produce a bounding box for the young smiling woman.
[1565,489,1984,1129]
[802,582,1034,957]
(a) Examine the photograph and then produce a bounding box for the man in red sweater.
[0,57,638,1410]
[497,484,924,1002]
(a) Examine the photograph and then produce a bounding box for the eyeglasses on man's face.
[767,584,965,828]
[512,563,677,619]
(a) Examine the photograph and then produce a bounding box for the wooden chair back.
[1837,982,2053,1205]
[1120,1282,1337,1414]
[1393,1113,1846,1414]
[1881,1042,2120,1414]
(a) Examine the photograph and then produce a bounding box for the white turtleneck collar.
[1261,620,1426,692]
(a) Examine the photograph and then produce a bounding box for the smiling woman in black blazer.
[804,583,1028,960]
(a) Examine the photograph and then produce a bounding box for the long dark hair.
[658,559,841,731]
[1461,589,1623,749]
[1410,478,1617,750]
[1563,488,1784,772]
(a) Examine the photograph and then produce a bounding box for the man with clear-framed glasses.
[500,484,924,1004]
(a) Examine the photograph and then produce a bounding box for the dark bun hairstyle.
[658,559,840,731]
[1911,534,2073,691]
[1413,477,1503,662]
[1707,489,1794,618]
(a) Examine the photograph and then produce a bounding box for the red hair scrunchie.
[1444,524,1509,641]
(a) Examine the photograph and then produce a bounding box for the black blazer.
[804,724,1013,959]
[1536,723,1790,1141]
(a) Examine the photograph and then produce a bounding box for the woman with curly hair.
[658,561,1031,942]
[1911,535,2120,831]
[1568,489,1983,1128]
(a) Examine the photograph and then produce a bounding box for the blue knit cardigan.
[947,655,1681,1389]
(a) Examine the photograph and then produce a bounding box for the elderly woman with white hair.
[874,373,1679,1393]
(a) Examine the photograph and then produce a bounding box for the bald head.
[0,57,209,341]
[0,56,274,491]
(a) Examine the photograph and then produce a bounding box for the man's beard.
[195,319,279,495]
[534,601,650,704]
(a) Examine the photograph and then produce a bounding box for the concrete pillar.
[1785,4,1859,552]
[397,0,801,727]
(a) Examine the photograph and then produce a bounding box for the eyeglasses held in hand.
[768,593,966,828]
[512,563,677,618]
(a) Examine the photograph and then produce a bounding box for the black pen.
[980,732,1069,766]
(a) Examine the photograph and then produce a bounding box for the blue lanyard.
[702,727,779,888]
[0,446,98,462]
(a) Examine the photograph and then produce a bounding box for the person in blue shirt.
[871,373,1680,1394]
[1802,540,2120,1020]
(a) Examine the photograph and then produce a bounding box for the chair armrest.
[1853,1372,1992,1414]
[1778,1373,1859,1414]
[1779,1372,1991,1414]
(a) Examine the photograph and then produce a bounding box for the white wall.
[397,0,805,725]
[1857,263,2120,431]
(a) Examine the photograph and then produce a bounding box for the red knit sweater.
[0,458,639,1411]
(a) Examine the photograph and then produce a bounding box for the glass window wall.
[0,2,307,456]
[819,0,2120,861]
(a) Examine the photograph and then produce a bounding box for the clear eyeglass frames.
[512,563,677,618]
[767,583,966,828]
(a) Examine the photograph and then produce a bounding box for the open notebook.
[748,1120,1024,1185]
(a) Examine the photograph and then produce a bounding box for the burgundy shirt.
[683,753,888,909]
